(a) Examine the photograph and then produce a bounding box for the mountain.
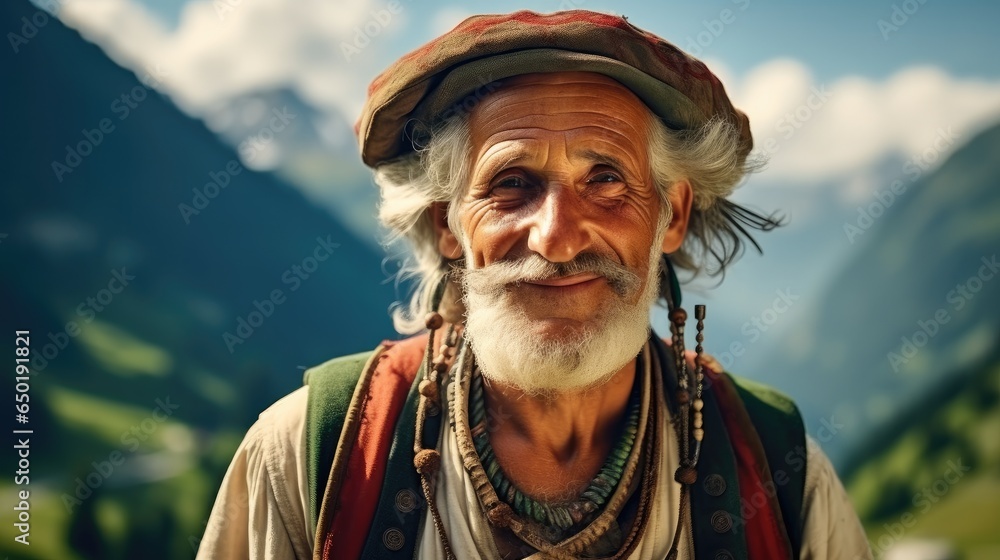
[201,87,381,242]
[0,1,399,558]
[744,121,1000,464]
[843,348,1000,559]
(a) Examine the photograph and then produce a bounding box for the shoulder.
[237,386,310,512]
[259,385,309,428]
[197,387,313,559]
[691,347,803,426]
[303,335,429,388]
[671,342,802,421]
[237,386,309,461]
[726,373,800,416]
[800,437,873,559]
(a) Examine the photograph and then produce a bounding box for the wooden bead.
[693,414,703,429]
[418,379,439,402]
[674,466,697,485]
[693,399,704,411]
[670,308,687,325]
[694,304,706,321]
[693,428,705,441]
[424,312,444,330]
[676,389,690,405]
[414,448,441,474]
[433,361,449,374]
[486,502,514,528]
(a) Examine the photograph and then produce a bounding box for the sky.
[49,0,1000,193]
[40,0,1000,366]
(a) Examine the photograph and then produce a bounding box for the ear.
[431,202,462,260]
[660,179,693,254]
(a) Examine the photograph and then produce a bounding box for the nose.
[526,186,593,263]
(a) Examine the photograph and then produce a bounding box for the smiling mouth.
[523,272,603,287]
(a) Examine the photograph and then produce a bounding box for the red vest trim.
[317,335,427,560]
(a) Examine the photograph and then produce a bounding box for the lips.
[524,272,602,287]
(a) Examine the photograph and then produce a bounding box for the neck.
[480,357,638,500]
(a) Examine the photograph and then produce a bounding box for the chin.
[462,246,663,395]
[465,297,651,395]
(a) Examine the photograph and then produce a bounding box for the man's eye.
[494,175,528,190]
[589,172,623,184]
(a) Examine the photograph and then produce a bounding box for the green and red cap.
[356,9,753,168]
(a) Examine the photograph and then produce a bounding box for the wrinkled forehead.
[467,71,655,149]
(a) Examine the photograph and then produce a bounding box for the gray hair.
[375,107,777,334]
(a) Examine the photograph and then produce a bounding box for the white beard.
[461,231,666,396]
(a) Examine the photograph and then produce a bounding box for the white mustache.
[461,253,642,298]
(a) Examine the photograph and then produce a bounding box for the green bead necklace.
[468,367,643,532]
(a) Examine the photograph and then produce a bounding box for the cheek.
[605,197,661,254]
[459,201,520,267]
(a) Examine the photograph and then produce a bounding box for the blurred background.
[1,0,998,558]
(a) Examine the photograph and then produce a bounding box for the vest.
[304,334,806,560]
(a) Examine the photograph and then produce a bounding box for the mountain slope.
[843,349,1000,559]
[747,121,1000,464]
[0,1,399,558]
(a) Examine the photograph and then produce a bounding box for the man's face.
[460,72,663,333]
[444,72,676,392]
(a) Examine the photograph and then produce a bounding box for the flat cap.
[356,10,752,168]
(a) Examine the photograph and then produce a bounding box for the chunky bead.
[694,414,703,429]
[414,448,441,474]
[670,308,688,325]
[418,379,439,402]
[693,399,704,411]
[693,428,705,441]
[424,311,444,330]
[674,466,697,485]
[487,502,513,528]
[676,389,690,405]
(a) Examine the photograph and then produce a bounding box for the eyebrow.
[574,149,629,171]
[476,151,531,180]
[474,146,631,179]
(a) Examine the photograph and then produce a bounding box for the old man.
[198,10,872,560]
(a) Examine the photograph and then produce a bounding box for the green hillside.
[760,120,1000,464]
[0,1,399,558]
[844,350,1000,559]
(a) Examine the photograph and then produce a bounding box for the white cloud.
[56,0,1000,189]
[57,0,397,120]
[729,61,1000,185]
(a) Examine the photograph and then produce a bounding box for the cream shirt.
[196,386,873,560]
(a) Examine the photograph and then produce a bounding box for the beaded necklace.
[413,288,708,559]
[467,363,643,533]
